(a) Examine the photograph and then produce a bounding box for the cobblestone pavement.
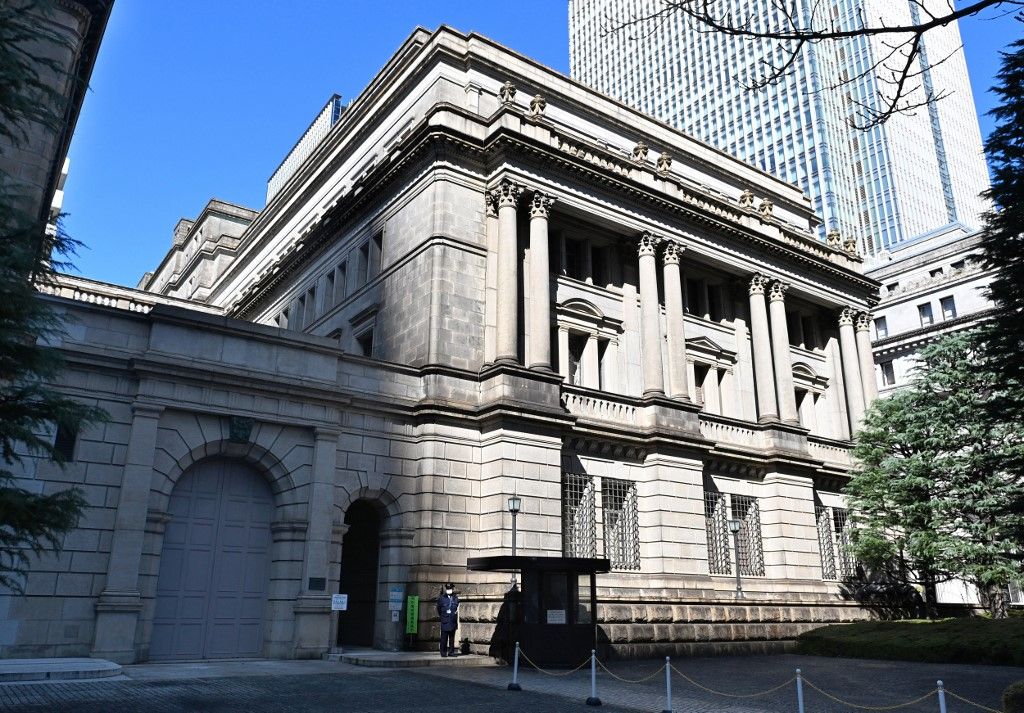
[418,653,1023,713]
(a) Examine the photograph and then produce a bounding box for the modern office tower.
[568,0,992,254]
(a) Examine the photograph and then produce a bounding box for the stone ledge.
[0,658,122,682]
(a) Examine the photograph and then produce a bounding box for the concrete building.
[11,27,878,663]
[568,0,992,255]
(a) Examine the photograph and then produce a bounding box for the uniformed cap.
[445,582,454,588]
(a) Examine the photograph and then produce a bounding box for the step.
[337,648,495,669]
[0,658,122,683]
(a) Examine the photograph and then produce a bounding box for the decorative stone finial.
[656,152,672,174]
[662,241,683,265]
[499,81,516,105]
[529,94,546,118]
[638,231,657,257]
[530,191,555,219]
[738,189,755,208]
[758,198,774,218]
[748,273,770,296]
[631,141,649,162]
[826,229,842,248]
[490,179,523,209]
[843,237,859,256]
[768,280,789,302]
[854,311,872,331]
[839,306,857,327]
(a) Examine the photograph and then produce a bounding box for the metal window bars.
[816,505,837,580]
[704,491,764,577]
[602,478,640,570]
[816,505,856,580]
[562,474,597,558]
[833,508,856,579]
[731,494,765,577]
[704,491,732,575]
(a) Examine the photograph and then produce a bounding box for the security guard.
[436,582,459,657]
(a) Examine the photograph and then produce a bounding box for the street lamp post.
[508,495,521,588]
[727,518,743,599]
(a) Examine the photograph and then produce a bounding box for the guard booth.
[467,555,610,667]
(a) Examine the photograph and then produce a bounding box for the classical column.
[638,232,665,396]
[557,326,569,380]
[748,274,778,421]
[92,403,164,663]
[483,192,499,363]
[855,311,879,404]
[491,179,523,364]
[768,280,799,423]
[838,307,866,428]
[703,366,721,414]
[528,192,555,370]
[662,241,690,400]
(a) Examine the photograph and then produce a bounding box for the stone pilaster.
[638,232,665,397]
[528,192,555,370]
[855,311,878,404]
[768,280,798,423]
[91,403,163,664]
[491,179,523,364]
[483,191,499,364]
[747,274,778,421]
[662,242,690,400]
[838,307,866,429]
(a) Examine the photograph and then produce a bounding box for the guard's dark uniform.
[437,583,459,657]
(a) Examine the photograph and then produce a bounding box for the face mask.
[445,589,453,595]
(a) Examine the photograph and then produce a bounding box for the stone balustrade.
[699,413,766,450]
[561,385,640,427]
[808,437,853,467]
[38,274,223,315]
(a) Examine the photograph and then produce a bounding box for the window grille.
[732,495,765,577]
[704,491,732,575]
[562,474,596,558]
[1009,580,1023,605]
[602,478,640,570]
[704,491,764,577]
[816,505,836,580]
[816,505,855,580]
[833,508,855,579]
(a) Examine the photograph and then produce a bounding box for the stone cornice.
[872,308,997,356]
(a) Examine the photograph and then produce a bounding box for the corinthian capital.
[839,306,857,327]
[662,241,683,266]
[768,280,789,302]
[748,273,770,296]
[489,180,523,209]
[854,311,872,331]
[530,191,556,219]
[638,231,658,258]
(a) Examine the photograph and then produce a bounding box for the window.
[562,472,640,570]
[325,273,335,310]
[940,296,957,320]
[816,505,855,580]
[918,303,934,327]
[567,333,587,387]
[601,478,640,570]
[53,423,77,462]
[874,316,888,339]
[591,245,608,287]
[368,230,383,280]
[337,261,348,301]
[881,361,895,386]
[564,238,585,281]
[562,474,597,558]
[356,329,374,358]
[704,490,764,577]
[356,243,369,287]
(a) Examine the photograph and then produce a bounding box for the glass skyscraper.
[569,0,991,254]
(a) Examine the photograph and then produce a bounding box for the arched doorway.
[337,500,381,647]
[150,458,273,661]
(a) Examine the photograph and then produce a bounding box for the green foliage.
[1004,681,1024,713]
[796,619,1024,666]
[846,332,1024,618]
[0,0,105,591]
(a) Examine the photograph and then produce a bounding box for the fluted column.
[638,232,665,396]
[662,242,690,400]
[528,192,555,370]
[491,180,522,364]
[855,312,879,404]
[768,280,799,423]
[839,307,866,428]
[748,274,778,421]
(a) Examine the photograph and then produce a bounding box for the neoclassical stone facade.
[8,27,880,663]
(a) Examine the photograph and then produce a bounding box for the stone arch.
[335,485,402,529]
[560,297,604,320]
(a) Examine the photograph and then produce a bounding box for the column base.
[92,592,144,664]
[293,595,333,659]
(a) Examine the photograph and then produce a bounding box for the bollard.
[937,680,947,713]
[796,668,805,713]
[586,649,602,706]
[661,656,673,713]
[507,641,522,691]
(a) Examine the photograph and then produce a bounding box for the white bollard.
[796,668,805,713]
[661,656,673,713]
[938,680,947,713]
[507,641,521,691]
[586,649,602,706]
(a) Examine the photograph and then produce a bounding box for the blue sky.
[63,1,1021,286]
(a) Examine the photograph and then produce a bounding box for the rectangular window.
[816,505,855,580]
[368,230,383,280]
[53,423,77,462]
[874,316,888,339]
[567,333,586,387]
[940,296,957,320]
[564,239,585,281]
[707,284,722,322]
[918,303,934,327]
[357,243,369,287]
[703,491,764,577]
[591,245,608,287]
[562,474,597,558]
[881,361,895,386]
[601,478,640,571]
[325,272,335,310]
[337,261,348,301]
[356,329,374,358]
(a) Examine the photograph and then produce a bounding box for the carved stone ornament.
[638,231,658,257]
[838,306,857,327]
[530,191,556,219]
[529,94,546,118]
[854,311,872,331]
[499,81,516,105]
[843,237,859,256]
[738,189,755,208]
[662,241,683,265]
[748,272,770,296]
[757,198,774,218]
[631,141,649,162]
[826,229,842,248]
[656,152,672,174]
[768,280,789,302]
[489,179,523,209]
[484,190,498,218]
[228,416,255,443]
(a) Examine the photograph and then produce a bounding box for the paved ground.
[0,654,1018,712]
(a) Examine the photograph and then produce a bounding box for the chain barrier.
[801,677,937,711]
[595,656,666,684]
[670,663,796,698]
[516,647,591,677]
[945,690,1004,713]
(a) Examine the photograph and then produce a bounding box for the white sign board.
[331,593,349,611]
[546,609,566,625]
[391,610,400,623]
[388,586,404,611]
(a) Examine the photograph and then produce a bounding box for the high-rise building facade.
[568,0,992,254]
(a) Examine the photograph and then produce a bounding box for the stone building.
[9,27,879,663]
